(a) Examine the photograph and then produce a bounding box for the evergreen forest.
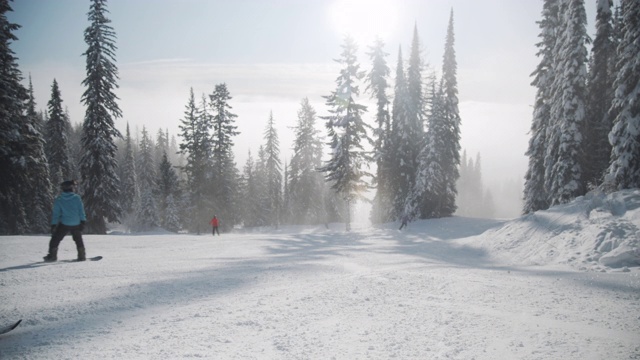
[1,0,638,235]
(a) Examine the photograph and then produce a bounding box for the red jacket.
[210,217,219,226]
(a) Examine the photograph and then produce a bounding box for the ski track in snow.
[0,220,639,359]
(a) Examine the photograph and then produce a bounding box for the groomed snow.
[1,190,639,359]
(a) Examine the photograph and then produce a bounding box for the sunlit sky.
[8,0,598,187]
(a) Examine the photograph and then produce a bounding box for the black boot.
[43,247,58,262]
[77,247,86,261]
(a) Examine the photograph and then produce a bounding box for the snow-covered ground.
[1,190,639,359]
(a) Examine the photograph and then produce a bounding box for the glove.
[79,221,85,232]
[51,225,57,235]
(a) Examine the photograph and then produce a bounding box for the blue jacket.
[51,191,87,226]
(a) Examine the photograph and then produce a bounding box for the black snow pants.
[49,224,85,250]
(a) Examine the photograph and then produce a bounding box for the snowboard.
[43,256,103,263]
[71,256,103,262]
[0,319,21,335]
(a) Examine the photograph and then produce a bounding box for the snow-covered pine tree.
[134,188,157,232]
[67,114,83,181]
[223,149,241,230]
[209,83,240,231]
[546,0,589,206]
[163,194,181,233]
[169,134,183,171]
[0,0,30,234]
[405,83,445,219]
[606,3,624,141]
[80,0,123,234]
[612,3,625,58]
[157,151,181,232]
[263,111,282,229]
[155,128,168,166]
[254,145,270,227]
[137,126,156,191]
[289,98,325,225]
[178,88,211,234]
[524,0,558,214]
[389,46,411,219]
[395,25,428,221]
[25,77,53,233]
[406,23,425,168]
[584,0,615,188]
[134,126,157,231]
[435,10,461,217]
[45,79,72,188]
[365,37,393,224]
[120,123,138,215]
[240,150,259,227]
[28,77,47,134]
[319,35,371,231]
[407,12,461,220]
[606,0,640,189]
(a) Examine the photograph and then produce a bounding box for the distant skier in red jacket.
[210,215,220,236]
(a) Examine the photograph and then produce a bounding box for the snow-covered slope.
[0,191,638,359]
[462,189,640,271]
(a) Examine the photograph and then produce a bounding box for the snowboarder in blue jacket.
[43,180,87,262]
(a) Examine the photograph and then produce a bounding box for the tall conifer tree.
[389,46,411,219]
[120,123,138,214]
[319,36,371,231]
[134,126,158,231]
[45,79,72,188]
[406,24,425,163]
[263,111,282,228]
[80,0,122,234]
[584,0,615,187]
[240,150,260,227]
[524,0,558,213]
[209,83,239,230]
[178,88,211,234]
[405,84,446,219]
[436,10,461,216]
[0,0,29,234]
[25,76,53,233]
[137,126,156,190]
[254,145,270,226]
[408,11,461,219]
[606,0,640,189]
[546,0,589,205]
[157,151,181,232]
[289,98,325,225]
[365,37,392,224]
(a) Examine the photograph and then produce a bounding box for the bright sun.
[328,0,399,47]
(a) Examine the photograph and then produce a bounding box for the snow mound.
[471,189,640,271]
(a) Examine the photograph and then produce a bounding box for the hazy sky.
[8,0,598,187]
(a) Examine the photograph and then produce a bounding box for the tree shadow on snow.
[374,217,508,269]
[263,230,370,261]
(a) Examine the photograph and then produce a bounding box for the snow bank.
[465,189,640,271]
